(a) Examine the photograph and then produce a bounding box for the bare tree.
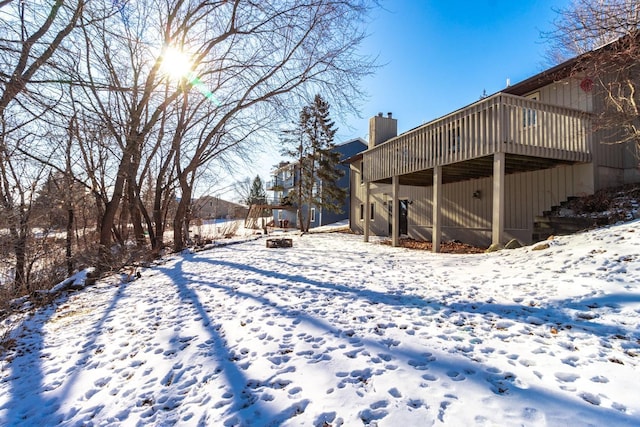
[73,0,376,253]
[0,1,88,290]
[546,0,640,151]
[0,0,85,114]
[1,0,378,280]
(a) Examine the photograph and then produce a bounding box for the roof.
[504,31,639,96]
[342,152,364,165]
[502,55,579,96]
[274,138,367,169]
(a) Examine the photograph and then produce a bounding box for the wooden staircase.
[245,205,269,230]
[532,197,609,242]
[244,203,296,230]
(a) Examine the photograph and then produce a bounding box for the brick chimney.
[369,112,397,149]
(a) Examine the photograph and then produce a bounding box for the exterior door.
[399,199,408,235]
[388,199,409,236]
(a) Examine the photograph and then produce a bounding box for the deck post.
[392,175,400,247]
[492,151,505,246]
[433,165,442,253]
[364,181,370,242]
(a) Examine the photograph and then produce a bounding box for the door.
[388,199,409,236]
[399,199,408,235]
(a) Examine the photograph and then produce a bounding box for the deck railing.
[364,92,592,182]
[266,176,295,191]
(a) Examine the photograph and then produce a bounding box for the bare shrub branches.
[546,1,640,151]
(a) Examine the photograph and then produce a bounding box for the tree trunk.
[152,189,165,256]
[98,139,135,265]
[66,206,74,276]
[173,190,191,251]
[128,185,146,247]
[99,179,126,248]
[297,209,305,233]
[12,229,27,293]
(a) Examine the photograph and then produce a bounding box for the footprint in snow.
[486,372,517,395]
[370,400,388,410]
[314,411,337,426]
[522,407,542,421]
[438,401,451,422]
[359,406,388,424]
[388,387,402,398]
[579,392,601,406]
[408,352,436,370]
[554,372,580,383]
[407,398,425,409]
[446,370,466,381]
[288,386,302,395]
[561,355,580,367]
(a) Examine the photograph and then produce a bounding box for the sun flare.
[160,46,193,79]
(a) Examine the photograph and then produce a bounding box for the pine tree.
[282,94,345,232]
[246,175,268,206]
[245,175,270,218]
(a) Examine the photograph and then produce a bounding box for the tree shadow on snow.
[162,252,638,426]
[156,259,306,427]
[1,280,131,425]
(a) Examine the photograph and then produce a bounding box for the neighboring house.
[191,196,248,220]
[268,138,367,228]
[349,45,640,251]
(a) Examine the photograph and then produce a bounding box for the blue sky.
[230,0,571,199]
[335,0,570,140]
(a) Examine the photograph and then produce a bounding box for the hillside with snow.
[1,220,639,426]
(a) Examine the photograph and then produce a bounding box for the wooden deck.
[364,92,592,185]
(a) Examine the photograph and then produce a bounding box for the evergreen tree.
[246,175,268,206]
[282,94,345,232]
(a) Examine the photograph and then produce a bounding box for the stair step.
[532,193,611,243]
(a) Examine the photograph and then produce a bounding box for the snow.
[1,220,639,426]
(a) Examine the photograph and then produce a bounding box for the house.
[268,138,367,228]
[191,195,248,220]
[349,42,640,251]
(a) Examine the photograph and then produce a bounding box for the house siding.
[274,138,367,229]
[534,76,593,113]
[524,72,640,189]
[352,48,640,248]
[351,161,593,247]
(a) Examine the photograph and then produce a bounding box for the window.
[359,203,364,221]
[370,203,375,220]
[360,161,364,184]
[310,208,316,223]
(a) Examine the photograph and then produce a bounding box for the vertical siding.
[351,162,585,245]
[349,164,363,234]
[545,69,640,187]
[537,76,593,113]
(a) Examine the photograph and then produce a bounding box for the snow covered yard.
[1,221,639,426]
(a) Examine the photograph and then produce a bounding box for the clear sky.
[229,0,571,200]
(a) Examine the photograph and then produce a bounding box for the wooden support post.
[433,165,442,253]
[392,175,400,247]
[364,181,370,242]
[492,152,505,246]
